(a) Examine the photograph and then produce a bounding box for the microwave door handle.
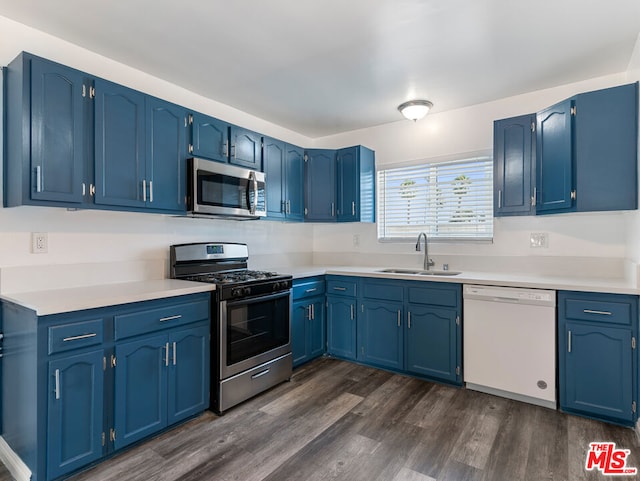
[245,172,254,215]
[248,171,258,215]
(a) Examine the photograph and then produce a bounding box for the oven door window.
[226,292,289,366]
[197,170,265,212]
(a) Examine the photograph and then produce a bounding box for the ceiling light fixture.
[398,100,433,121]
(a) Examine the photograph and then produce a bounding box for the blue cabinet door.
[337,146,359,222]
[305,149,336,221]
[405,304,458,383]
[493,114,535,216]
[574,83,638,212]
[359,300,403,370]
[264,137,286,219]
[291,300,310,367]
[30,57,85,204]
[560,322,634,423]
[285,144,305,221]
[114,334,167,450]
[167,325,209,424]
[230,126,262,170]
[326,295,356,360]
[94,79,146,208]
[190,112,229,163]
[309,297,326,359]
[146,97,188,212]
[536,99,574,213]
[47,350,104,480]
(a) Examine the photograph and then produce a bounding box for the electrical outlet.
[530,232,549,248]
[353,234,360,247]
[32,232,48,254]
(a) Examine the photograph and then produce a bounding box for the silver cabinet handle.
[531,187,537,206]
[311,303,315,320]
[159,315,182,322]
[583,309,612,316]
[498,190,502,209]
[305,288,317,293]
[54,369,60,400]
[568,330,572,353]
[149,181,153,203]
[352,201,356,216]
[63,333,97,342]
[333,287,347,291]
[397,310,401,327]
[173,341,177,366]
[307,305,312,320]
[82,183,86,196]
[251,369,270,379]
[408,312,411,329]
[331,202,335,217]
[350,304,354,320]
[222,140,229,158]
[231,144,236,159]
[35,165,42,193]
[165,342,170,367]
[142,179,147,202]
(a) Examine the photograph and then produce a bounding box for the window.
[377,155,493,241]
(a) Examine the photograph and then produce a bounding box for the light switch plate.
[530,232,548,248]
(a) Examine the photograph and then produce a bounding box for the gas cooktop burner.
[185,270,282,285]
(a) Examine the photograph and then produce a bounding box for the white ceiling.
[0,0,639,138]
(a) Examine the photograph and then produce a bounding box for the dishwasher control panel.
[463,284,556,306]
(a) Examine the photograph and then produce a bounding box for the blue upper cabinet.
[336,146,375,223]
[574,83,638,212]
[535,99,574,213]
[264,138,304,221]
[230,126,262,170]
[304,149,337,221]
[189,112,230,163]
[146,97,188,212]
[94,78,147,209]
[5,53,87,207]
[493,114,535,216]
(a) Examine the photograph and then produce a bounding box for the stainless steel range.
[170,242,292,413]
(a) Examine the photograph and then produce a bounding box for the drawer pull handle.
[583,309,612,316]
[159,315,182,322]
[251,369,270,380]
[333,287,347,291]
[305,288,318,293]
[63,333,97,342]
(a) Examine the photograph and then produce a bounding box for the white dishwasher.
[463,284,557,409]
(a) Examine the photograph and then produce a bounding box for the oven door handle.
[223,289,290,307]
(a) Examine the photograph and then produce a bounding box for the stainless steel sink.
[377,268,461,276]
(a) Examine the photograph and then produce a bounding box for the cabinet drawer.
[292,277,326,300]
[115,299,210,340]
[48,319,104,355]
[562,293,636,326]
[326,278,357,297]
[407,283,460,308]
[362,281,403,302]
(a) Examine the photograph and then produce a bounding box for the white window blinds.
[377,156,493,241]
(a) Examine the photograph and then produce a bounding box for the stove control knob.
[243,287,252,296]
[231,287,243,298]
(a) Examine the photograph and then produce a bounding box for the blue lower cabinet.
[327,295,356,360]
[309,299,326,360]
[359,300,403,370]
[292,297,326,367]
[167,325,210,423]
[291,301,309,366]
[47,350,105,480]
[405,304,459,383]
[114,334,168,450]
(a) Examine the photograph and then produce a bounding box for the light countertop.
[278,265,639,295]
[0,279,216,316]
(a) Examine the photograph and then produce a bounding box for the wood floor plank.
[391,467,436,481]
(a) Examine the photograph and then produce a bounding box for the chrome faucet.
[415,232,435,271]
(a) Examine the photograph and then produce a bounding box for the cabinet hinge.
[304,207,308,216]
[570,106,576,116]
[110,428,116,442]
[633,401,637,413]
[456,366,461,376]
[111,355,117,368]
[89,86,96,99]
[188,114,193,125]
[189,144,194,154]
[304,154,308,162]
[456,316,460,326]
[570,190,577,201]
[632,337,636,349]
[531,122,535,133]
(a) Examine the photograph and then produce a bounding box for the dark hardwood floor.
[3,357,640,481]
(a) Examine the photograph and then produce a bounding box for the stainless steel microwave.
[187,158,266,219]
